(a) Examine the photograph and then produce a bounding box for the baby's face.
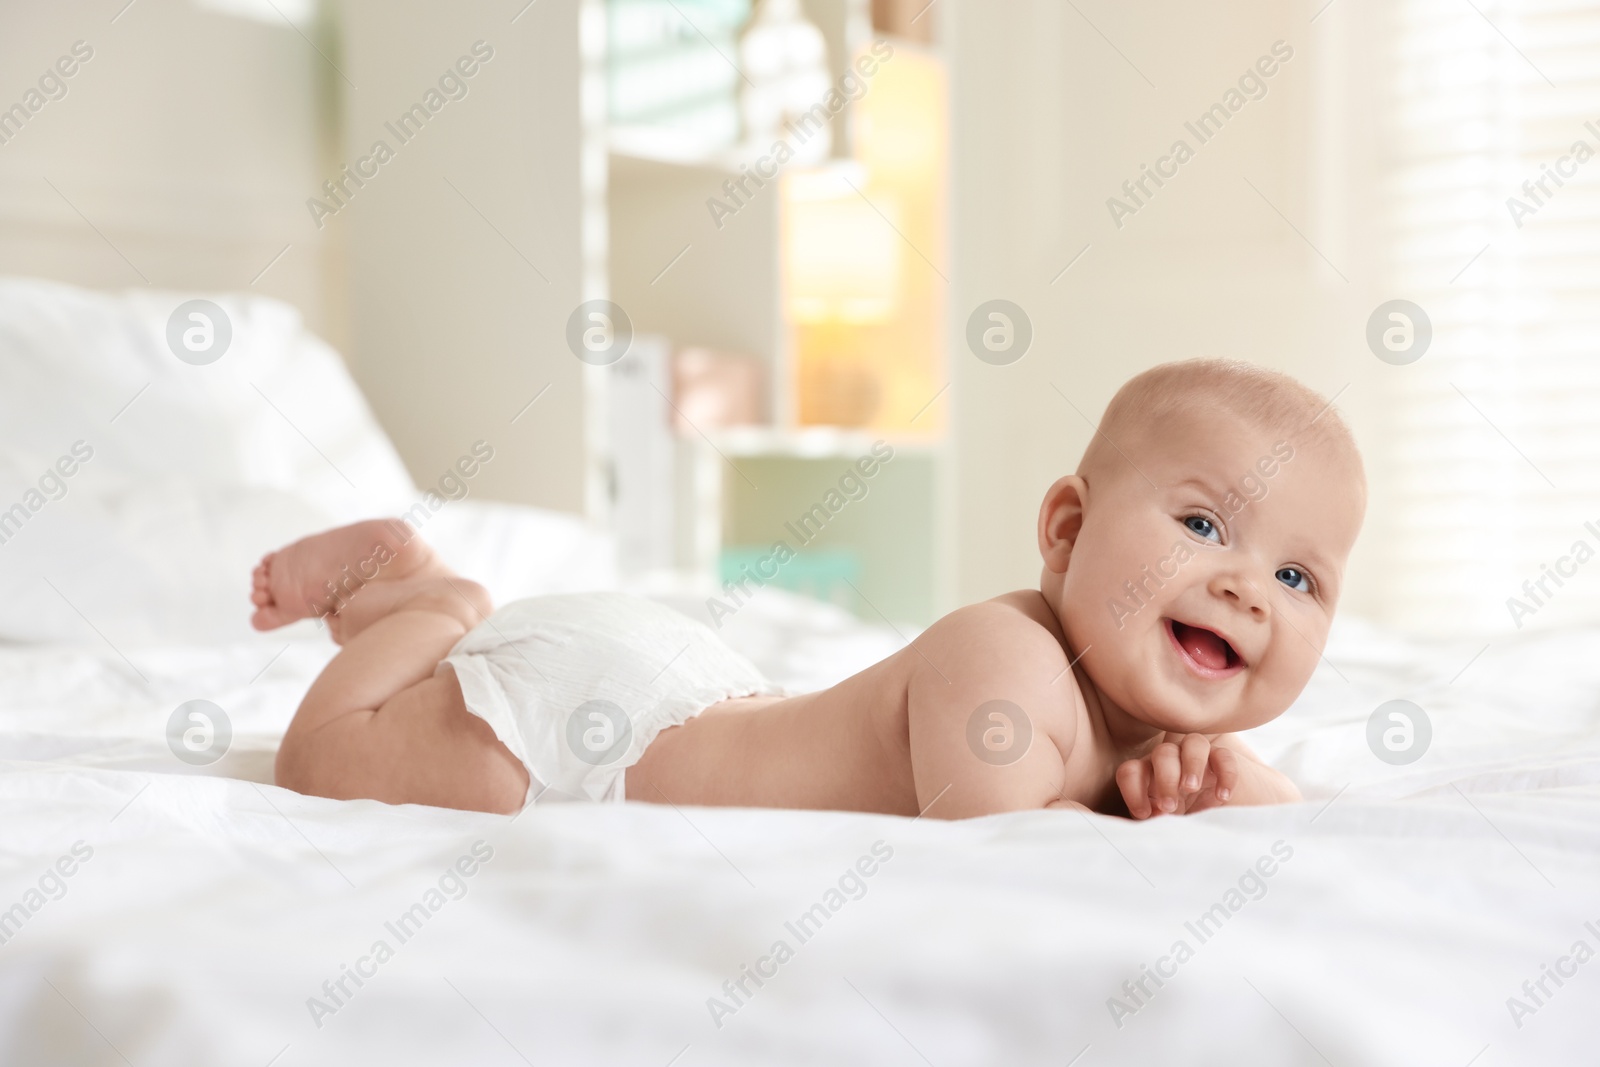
[1047,411,1364,735]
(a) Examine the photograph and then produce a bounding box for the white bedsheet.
[2,602,1598,1066]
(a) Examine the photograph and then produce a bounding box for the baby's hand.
[1115,734,1238,819]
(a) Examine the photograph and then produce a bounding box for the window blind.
[1387,0,1600,633]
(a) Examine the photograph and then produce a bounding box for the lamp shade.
[783,165,901,325]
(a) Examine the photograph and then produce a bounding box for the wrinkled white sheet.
[2,600,1598,1066]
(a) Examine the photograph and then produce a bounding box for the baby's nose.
[1211,572,1271,617]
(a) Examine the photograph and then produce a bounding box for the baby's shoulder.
[922,591,1071,662]
[894,594,1089,817]
[915,592,1082,720]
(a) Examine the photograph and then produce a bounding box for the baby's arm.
[1115,732,1301,819]
[1213,734,1301,805]
[903,603,1079,819]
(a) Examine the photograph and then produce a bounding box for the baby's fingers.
[1210,746,1240,803]
[1179,734,1210,795]
[1116,759,1154,819]
[1150,742,1182,813]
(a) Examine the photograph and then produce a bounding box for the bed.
[2,278,1596,1065]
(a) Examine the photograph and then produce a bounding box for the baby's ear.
[1037,476,1088,573]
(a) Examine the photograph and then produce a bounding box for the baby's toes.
[251,602,293,631]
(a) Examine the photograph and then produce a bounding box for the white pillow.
[0,276,417,520]
[0,480,343,647]
[0,277,616,647]
[0,484,616,648]
[423,499,617,605]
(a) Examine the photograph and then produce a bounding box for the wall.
[337,0,589,513]
[0,0,336,340]
[945,0,1393,621]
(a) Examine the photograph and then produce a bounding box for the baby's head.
[1038,359,1365,736]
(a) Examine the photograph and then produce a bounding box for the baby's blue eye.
[1184,516,1220,543]
[1276,567,1311,593]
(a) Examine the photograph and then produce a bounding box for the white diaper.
[438,592,779,807]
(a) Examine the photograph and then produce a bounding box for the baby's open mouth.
[1165,619,1243,675]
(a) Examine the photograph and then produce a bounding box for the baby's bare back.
[629,592,1108,818]
[627,647,922,813]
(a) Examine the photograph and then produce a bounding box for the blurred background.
[2,0,1597,636]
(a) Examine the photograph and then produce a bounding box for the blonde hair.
[1077,358,1363,488]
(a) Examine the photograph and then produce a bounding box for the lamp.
[785,166,901,323]
[784,164,902,425]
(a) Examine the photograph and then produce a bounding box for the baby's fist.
[1115,734,1238,820]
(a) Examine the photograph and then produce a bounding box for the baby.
[260,359,1365,820]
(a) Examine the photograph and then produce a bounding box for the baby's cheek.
[1068,532,1165,615]
[1084,618,1166,715]
[1062,572,1137,659]
[1256,632,1323,709]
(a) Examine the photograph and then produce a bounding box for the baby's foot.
[249,519,429,631]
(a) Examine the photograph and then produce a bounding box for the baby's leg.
[258,521,529,813]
